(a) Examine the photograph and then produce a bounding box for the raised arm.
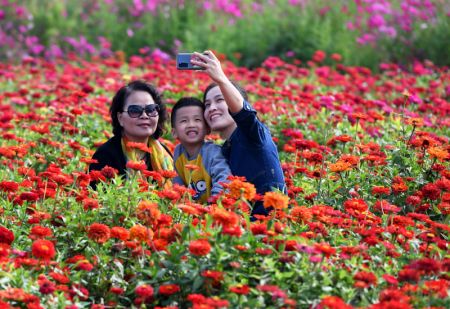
[192,51,244,114]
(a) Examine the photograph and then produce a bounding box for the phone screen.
[176,53,204,70]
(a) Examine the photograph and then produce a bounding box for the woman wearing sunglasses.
[89,80,173,183]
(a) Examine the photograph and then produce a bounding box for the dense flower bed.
[0,53,448,308]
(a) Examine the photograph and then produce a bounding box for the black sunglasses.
[123,104,160,118]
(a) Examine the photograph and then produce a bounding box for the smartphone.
[176,53,204,70]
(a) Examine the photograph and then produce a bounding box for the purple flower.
[0,10,4,20]
[379,26,397,38]
[367,14,386,28]
[367,3,391,14]
[150,48,171,61]
[45,44,64,59]
[356,33,376,45]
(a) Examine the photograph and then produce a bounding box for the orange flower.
[329,161,352,173]
[31,239,56,260]
[314,242,336,257]
[185,164,200,171]
[226,179,256,200]
[126,160,147,171]
[110,226,130,241]
[189,239,211,256]
[129,225,154,242]
[211,207,239,228]
[405,117,424,127]
[263,191,289,210]
[428,147,449,161]
[344,198,368,213]
[136,200,161,226]
[178,203,204,216]
[87,223,110,244]
[290,206,313,223]
[126,141,151,153]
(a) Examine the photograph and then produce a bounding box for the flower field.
[0,53,449,308]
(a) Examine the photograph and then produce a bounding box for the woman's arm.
[192,51,244,114]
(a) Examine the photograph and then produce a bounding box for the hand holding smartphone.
[176,53,206,70]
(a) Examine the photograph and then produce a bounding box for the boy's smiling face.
[172,105,210,148]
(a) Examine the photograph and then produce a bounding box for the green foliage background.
[14,0,450,69]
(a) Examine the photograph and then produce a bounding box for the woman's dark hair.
[110,80,168,139]
[203,80,248,104]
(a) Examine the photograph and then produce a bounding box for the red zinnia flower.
[129,225,154,242]
[158,284,180,295]
[82,198,99,211]
[344,198,368,213]
[421,183,441,200]
[100,166,118,178]
[110,226,130,241]
[353,271,377,288]
[229,284,250,295]
[135,284,154,297]
[0,243,11,258]
[201,270,224,282]
[136,200,161,227]
[0,180,19,192]
[317,296,353,309]
[29,225,53,240]
[0,226,14,244]
[189,239,211,256]
[87,223,111,244]
[398,269,420,282]
[211,207,239,228]
[126,160,147,171]
[31,239,56,260]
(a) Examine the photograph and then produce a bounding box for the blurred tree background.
[1,0,449,69]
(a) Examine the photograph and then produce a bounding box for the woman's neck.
[123,134,149,145]
[220,123,237,140]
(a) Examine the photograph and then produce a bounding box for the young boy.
[171,97,231,203]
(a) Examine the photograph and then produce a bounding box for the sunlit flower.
[290,206,313,223]
[263,191,289,210]
[428,147,449,161]
[211,207,239,228]
[129,225,154,242]
[136,200,161,226]
[226,178,256,200]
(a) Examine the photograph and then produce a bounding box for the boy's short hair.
[171,97,204,128]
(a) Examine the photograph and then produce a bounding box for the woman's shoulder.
[93,135,121,155]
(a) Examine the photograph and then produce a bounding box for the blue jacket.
[222,100,286,214]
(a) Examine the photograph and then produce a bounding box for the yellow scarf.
[121,136,173,172]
